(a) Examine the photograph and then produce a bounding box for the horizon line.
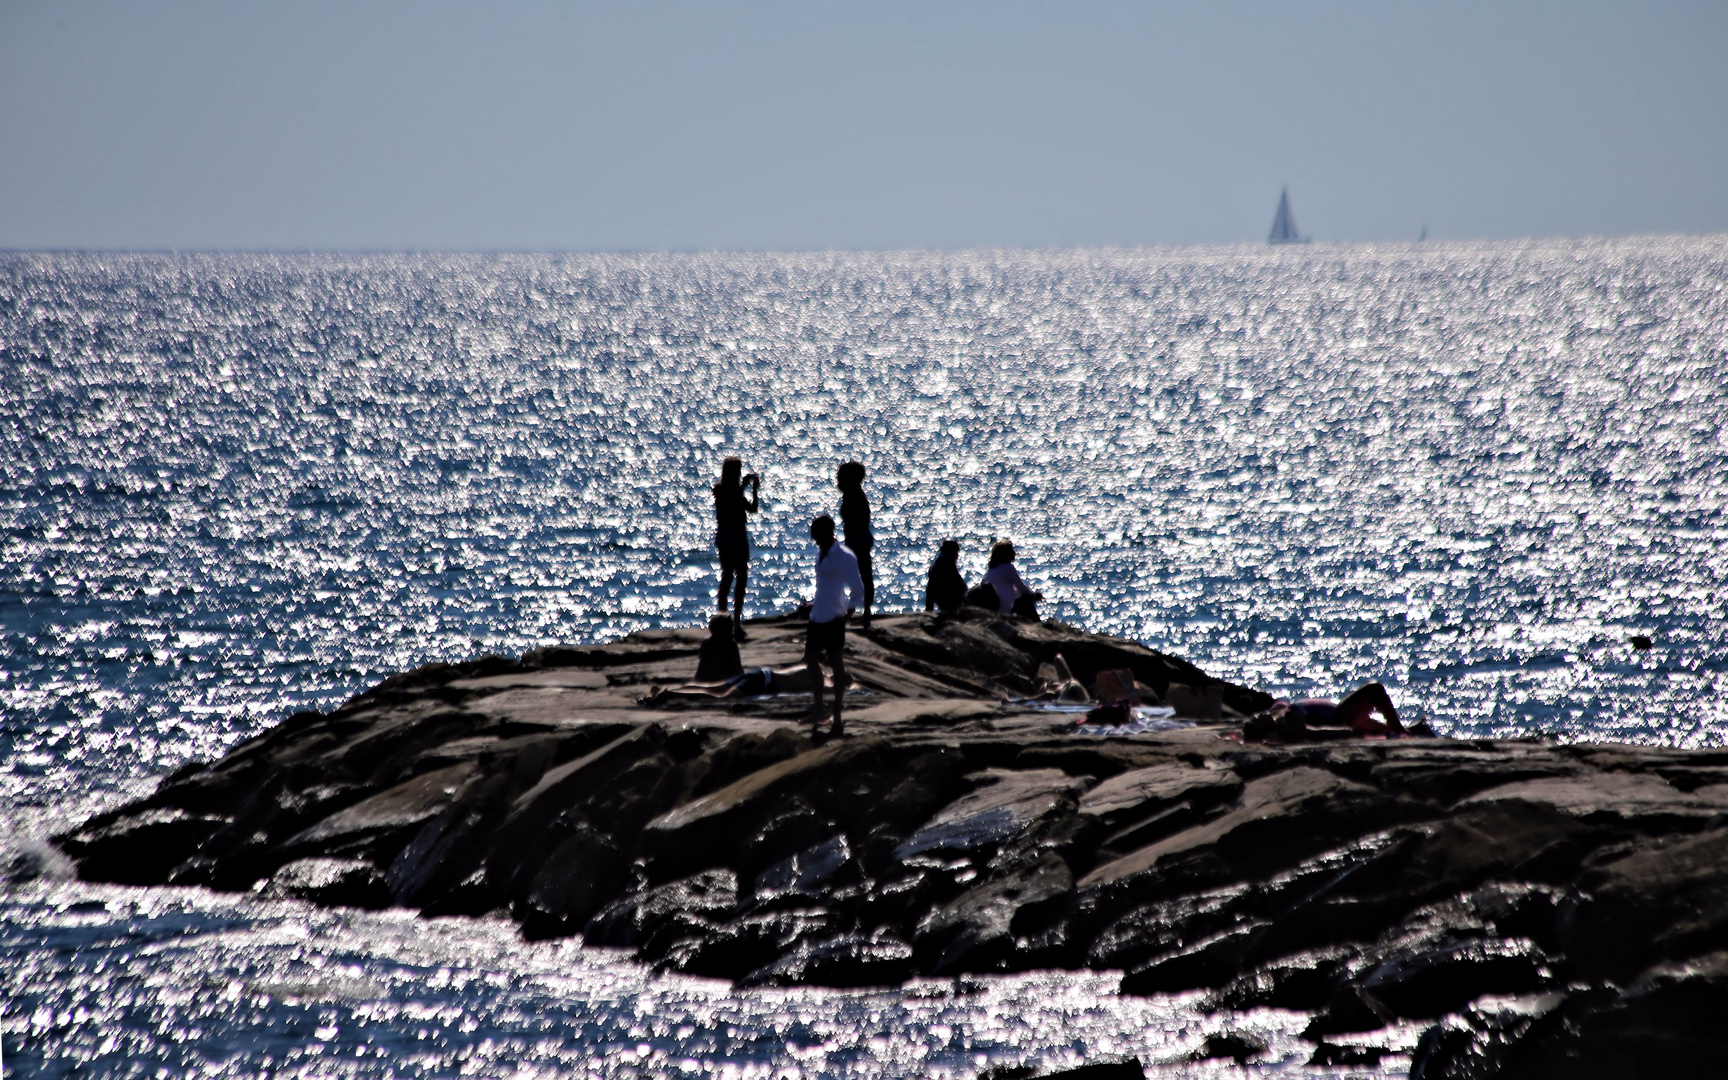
[3,230,1725,259]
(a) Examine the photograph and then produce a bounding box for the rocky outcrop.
[54,609,1728,1075]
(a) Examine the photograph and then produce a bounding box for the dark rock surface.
[54,609,1728,1074]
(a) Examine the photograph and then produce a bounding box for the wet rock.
[1119,921,1269,995]
[1358,937,1554,1021]
[1492,952,1728,1078]
[737,929,916,988]
[584,868,738,951]
[749,834,862,908]
[1206,946,1358,1011]
[1190,1033,1266,1064]
[915,851,1073,974]
[643,737,899,879]
[661,908,841,979]
[517,824,631,940]
[894,768,1087,865]
[1307,1042,1391,1067]
[1562,826,1728,980]
[1406,993,1568,1079]
[262,857,392,909]
[57,806,231,885]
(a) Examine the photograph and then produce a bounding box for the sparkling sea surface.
[3,241,1725,1076]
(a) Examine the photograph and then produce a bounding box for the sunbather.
[640,665,826,707]
[1244,682,1405,741]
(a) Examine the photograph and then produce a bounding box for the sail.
[1268,187,1303,244]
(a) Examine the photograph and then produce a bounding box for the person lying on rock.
[924,538,967,615]
[1034,653,1090,703]
[806,513,865,736]
[1244,682,1407,742]
[978,539,1043,620]
[639,664,827,706]
[693,614,744,682]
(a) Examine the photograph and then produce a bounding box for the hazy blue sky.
[3,1,1725,250]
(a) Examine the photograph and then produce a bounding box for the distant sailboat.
[1268,187,1308,245]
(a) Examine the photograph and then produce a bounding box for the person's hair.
[836,460,866,488]
[708,613,733,636]
[938,539,960,558]
[811,513,837,557]
[718,457,742,487]
[989,539,1016,567]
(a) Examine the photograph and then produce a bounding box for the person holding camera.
[713,457,760,640]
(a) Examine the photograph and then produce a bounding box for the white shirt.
[980,562,1032,614]
[811,541,866,623]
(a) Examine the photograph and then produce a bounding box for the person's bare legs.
[828,647,849,735]
[856,549,874,628]
[717,566,735,612]
[1336,682,1402,733]
[732,565,748,633]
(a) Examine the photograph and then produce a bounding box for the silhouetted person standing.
[837,460,874,626]
[925,539,967,614]
[805,514,864,735]
[713,457,760,640]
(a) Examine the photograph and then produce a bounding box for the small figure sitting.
[693,614,744,683]
[925,539,968,615]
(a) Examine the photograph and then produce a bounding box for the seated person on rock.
[693,614,745,682]
[1244,682,1407,741]
[924,538,968,615]
[976,539,1043,620]
[640,664,828,706]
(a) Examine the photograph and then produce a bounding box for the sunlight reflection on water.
[2,241,1724,1076]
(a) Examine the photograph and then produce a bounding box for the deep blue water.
[3,242,1725,1076]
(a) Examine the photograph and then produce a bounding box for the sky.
[2,1,1725,251]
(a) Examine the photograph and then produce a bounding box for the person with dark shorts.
[836,460,874,627]
[805,513,865,735]
[713,457,760,640]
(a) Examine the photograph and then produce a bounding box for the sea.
[2,240,1725,1077]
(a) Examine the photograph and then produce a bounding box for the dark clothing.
[713,481,758,568]
[964,583,1000,610]
[715,531,749,570]
[804,615,847,659]
[1010,593,1040,620]
[714,482,758,534]
[839,489,872,551]
[693,635,743,683]
[925,555,967,612]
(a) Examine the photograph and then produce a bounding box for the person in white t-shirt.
[804,513,866,734]
[978,539,1043,619]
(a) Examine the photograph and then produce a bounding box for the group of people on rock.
[714,457,1044,630]
[692,454,1420,742]
[704,455,1046,733]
